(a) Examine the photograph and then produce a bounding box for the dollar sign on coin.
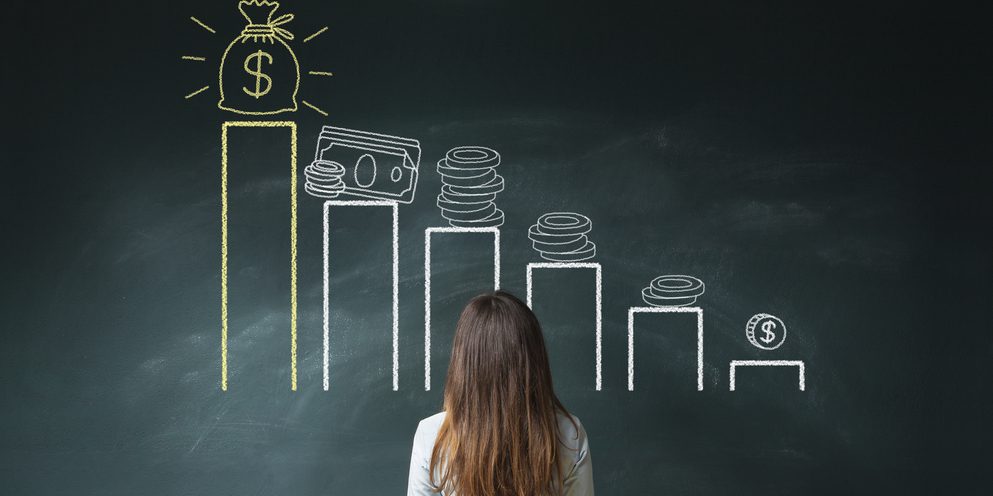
[760,321,777,343]
[242,50,273,99]
[746,313,787,350]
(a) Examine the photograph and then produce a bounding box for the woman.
[407,291,594,495]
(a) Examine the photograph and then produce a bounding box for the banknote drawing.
[310,127,421,204]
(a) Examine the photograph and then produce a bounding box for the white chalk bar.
[627,306,704,391]
[526,263,603,391]
[729,360,806,391]
[424,227,501,391]
[323,200,399,391]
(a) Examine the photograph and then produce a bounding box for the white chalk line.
[528,262,601,269]
[322,201,330,391]
[392,203,399,391]
[425,227,500,233]
[525,263,603,391]
[324,200,400,391]
[729,360,806,391]
[325,200,396,207]
[424,227,501,391]
[628,307,704,391]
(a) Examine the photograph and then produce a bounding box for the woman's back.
[405,291,594,495]
[407,411,593,496]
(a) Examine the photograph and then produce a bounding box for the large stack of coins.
[641,275,705,307]
[304,159,346,198]
[528,212,597,261]
[436,146,505,227]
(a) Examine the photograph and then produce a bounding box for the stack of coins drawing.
[435,146,505,227]
[528,212,597,261]
[641,275,705,307]
[304,159,346,198]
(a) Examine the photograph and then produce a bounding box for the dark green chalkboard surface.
[3,0,991,494]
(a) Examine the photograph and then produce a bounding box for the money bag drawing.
[218,0,300,115]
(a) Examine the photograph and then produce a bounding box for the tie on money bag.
[218,0,300,115]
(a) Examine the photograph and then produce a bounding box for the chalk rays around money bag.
[218,0,300,115]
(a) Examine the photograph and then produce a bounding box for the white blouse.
[406,411,594,495]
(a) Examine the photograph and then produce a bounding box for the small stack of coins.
[304,160,346,198]
[641,275,705,307]
[528,212,597,261]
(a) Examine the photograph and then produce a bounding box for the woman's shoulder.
[411,412,447,464]
[415,411,447,439]
[555,411,587,448]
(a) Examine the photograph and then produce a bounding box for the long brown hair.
[430,291,574,496]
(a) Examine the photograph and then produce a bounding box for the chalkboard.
[3,0,991,494]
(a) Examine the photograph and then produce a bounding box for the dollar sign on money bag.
[243,50,274,99]
[218,0,300,115]
[760,321,777,344]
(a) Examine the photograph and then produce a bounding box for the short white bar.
[627,306,704,391]
[424,227,501,391]
[323,200,400,391]
[525,262,603,391]
[729,360,806,391]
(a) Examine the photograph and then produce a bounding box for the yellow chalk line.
[308,71,334,77]
[190,16,216,34]
[290,123,298,392]
[184,86,210,99]
[220,125,229,391]
[303,26,328,43]
[181,55,206,62]
[302,100,328,116]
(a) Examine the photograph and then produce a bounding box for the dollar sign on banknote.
[242,50,274,99]
[746,313,787,350]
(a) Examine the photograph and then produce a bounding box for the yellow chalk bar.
[220,121,299,391]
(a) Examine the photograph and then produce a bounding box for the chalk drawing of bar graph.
[424,227,501,391]
[323,200,400,391]
[627,306,704,391]
[525,262,603,391]
[729,360,806,391]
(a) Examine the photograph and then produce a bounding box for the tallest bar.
[220,121,298,391]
